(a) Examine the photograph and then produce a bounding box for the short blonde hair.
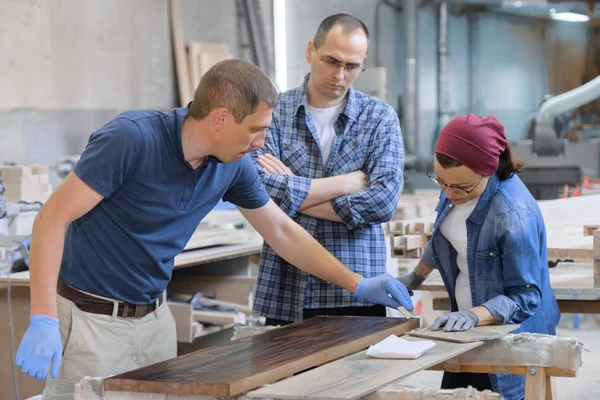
[188,59,279,123]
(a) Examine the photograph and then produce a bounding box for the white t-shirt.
[439,197,480,311]
[307,102,345,164]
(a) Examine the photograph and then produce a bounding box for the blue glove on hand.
[16,315,62,381]
[355,273,414,310]
[431,309,479,332]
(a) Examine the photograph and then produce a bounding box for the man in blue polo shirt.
[15,59,412,399]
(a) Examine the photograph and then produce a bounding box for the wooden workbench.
[0,231,264,289]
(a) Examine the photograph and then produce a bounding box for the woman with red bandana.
[398,113,560,400]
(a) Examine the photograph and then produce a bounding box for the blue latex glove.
[16,315,62,381]
[355,273,413,310]
[431,309,479,332]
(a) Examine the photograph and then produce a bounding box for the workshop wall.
[0,0,272,166]
[0,0,590,165]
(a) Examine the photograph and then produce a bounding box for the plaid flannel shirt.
[251,74,404,322]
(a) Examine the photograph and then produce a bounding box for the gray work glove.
[397,270,426,291]
[431,309,479,332]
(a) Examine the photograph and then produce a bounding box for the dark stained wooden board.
[103,316,419,397]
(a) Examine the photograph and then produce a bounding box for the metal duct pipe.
[403,0,419,155]
[434,0,451,152]
[531,74,600,156]
[536,75,600,122]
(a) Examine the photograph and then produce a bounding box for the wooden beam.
[427,364,575,378]
[169,0,192,106]
[103,317,419,397]
[545,376,557,400]
[246,337,482,400]
[428,334,581,378]
[525,366,547,400]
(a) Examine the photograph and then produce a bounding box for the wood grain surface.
[407,324,519,343]
[103,316,419,397]
[247,336,483,400]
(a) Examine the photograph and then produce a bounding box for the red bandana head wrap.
[434,113,508,176]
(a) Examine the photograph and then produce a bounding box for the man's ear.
[213,107,228,131]
[305,41,314,63]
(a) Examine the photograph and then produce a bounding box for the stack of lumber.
[392,189,440,220]
[0,164,50,203]
[387,193,600,262]
[387,218,434,258]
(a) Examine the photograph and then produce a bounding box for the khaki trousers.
[42,293,177,400]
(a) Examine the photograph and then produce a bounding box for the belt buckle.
[134,305,147,318]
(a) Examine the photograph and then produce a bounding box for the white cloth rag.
[366,335,436,359]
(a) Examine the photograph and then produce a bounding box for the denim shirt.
[423,173,560,400]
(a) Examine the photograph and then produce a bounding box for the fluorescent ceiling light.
[549,9,589,22]
[273,0,287,92]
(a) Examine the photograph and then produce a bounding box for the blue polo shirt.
[59,107,270,304]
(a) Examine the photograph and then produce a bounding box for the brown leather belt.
[57,281,163,318]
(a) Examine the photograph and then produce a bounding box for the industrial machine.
[514,75,600,199]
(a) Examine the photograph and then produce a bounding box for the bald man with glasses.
[250,13,407,325]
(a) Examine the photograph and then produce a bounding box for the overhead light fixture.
[502,0,548,7]
[273,0,287,92]
[549,8,590,22]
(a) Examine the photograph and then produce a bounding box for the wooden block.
[3,183,40,202]
[0,166,32,182]
[405,234,426,250]
[392,248,423,259]
[15,175,40,186]
[432,297,452,311]
[103,316,419,397]
[525,366,547,400]
[594,260,600,288]
[408,324,520,343]
[388,221,411,235]
[583,225,600,236]
[38,174,49,185]
[192,310,237,325]
[31,164,49,175]
[392,235,426,251]
[413,222,425,233]
[594,230,600,260]
[167,301,194,343]
[246,337,482,400]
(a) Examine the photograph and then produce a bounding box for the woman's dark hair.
[435,144,524,181]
